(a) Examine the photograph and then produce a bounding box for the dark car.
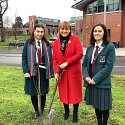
[8,40,25,47]
[48,37,58,45]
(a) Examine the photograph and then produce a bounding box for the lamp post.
[14,10,17,40]
[74,0,76,35]
[104,0,107,25]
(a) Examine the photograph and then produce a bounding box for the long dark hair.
[29,24,50,46]
[90,23,110,45]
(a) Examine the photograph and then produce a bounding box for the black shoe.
[34,111,40,119]
[64,111,69,120]
[72,113,78,123]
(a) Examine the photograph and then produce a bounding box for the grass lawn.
[0,36,30,49]
[0,66,125,125]
[0,35,52,50]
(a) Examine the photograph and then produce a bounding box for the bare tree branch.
[0,0,8,16]
[0,0,8,42]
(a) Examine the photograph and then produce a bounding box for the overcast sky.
[4,0,83,24]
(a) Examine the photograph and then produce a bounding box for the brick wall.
[82,5,125,47]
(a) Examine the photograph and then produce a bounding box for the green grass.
[0,35,52,50]
[79,35,83,42]
[0,66,125,125]
[0,36,30,49]
[0,34,82,50]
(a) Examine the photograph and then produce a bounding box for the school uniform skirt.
[84,85,112,110]
[24,67,49,96]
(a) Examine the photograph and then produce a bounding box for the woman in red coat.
[52,21,83,123]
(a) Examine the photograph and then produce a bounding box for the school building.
[72,0,125,48]
[29,16,60,36]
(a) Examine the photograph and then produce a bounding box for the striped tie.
[92,46,99,72]
[37,41,42,64]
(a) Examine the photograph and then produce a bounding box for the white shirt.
[35,39,46,69]
[35,40,42,64]
[91,41,103,64]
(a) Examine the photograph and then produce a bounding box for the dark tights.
[63,103,69,114]
[31,95,46,113]
[95,108,109,125]
[63,103,79,114]
[63,103,79,122]
[73,103,79,114]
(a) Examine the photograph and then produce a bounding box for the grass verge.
[0,66,125,125]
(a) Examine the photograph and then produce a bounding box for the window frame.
[87,0,120,14]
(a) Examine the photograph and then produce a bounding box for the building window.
[98,5,104,12]
[87,0,120,14]
[48,29,50,34]
[88,3,93,13]
[88,7,93,13]
[115,0,120,2]
[114,3,119,11]
[107,4,114,11]
[93,1,98,12]
[98,0,104,12]
[108,0,113,4]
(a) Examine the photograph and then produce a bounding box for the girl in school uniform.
[82,23,115,125]
[22,24,54,118]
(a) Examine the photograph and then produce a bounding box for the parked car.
[8,40,25,47]
[48,37,58,45]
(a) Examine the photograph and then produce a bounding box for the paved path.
[83,48,125,57]
[0,46,23,54]
[0,53,21,66]
[112,56,125,74]
[0,46,22,66]
[0,46,124,56]
[0,46,125,74]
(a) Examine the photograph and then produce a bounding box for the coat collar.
[88,45,94,63]
[98,43,106,53]
[96,43,107,59]
[58,38,72,59]
[88,43,106,62]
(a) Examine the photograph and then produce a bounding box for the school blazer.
[82,43,115,88]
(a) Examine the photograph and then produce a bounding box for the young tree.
[3,16,11,27]
[0,0,8,42]
[15,16,23,28]
[12,16,23,40]
[3,16,12,37]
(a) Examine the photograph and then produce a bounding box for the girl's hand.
[24,73,30,78]
[89,79,95,85]
[85,77,92,84]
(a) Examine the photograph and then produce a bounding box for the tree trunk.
[0,15,5,42]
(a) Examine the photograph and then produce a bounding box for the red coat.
[52,35,83,104]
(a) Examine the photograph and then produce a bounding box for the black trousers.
[95,108,109,125]
[31,95,46,113]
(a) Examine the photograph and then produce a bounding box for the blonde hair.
[59,21,71,30]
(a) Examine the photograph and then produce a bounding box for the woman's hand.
[24,73,30,78]
[85,77,92,84]
[55,73,60,81]
[59,62,68,70]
